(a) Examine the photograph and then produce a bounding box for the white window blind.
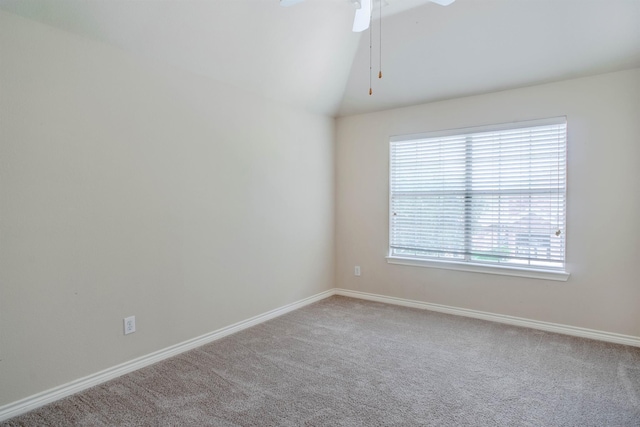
[389,117,567,273]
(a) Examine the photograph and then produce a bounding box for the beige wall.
[336,69,640,337]
[0,11,334,406]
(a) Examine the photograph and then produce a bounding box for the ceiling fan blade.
[428,0,456,5]
[352,0,372,32]
[280,0,305,6]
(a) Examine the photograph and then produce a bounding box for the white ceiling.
[340,0,640,115]
[1,0,639,117]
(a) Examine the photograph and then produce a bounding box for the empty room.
[1,0,639,425]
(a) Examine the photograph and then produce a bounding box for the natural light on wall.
[388,117,569,281]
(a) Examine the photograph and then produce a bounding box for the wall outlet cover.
[124,316,136,335]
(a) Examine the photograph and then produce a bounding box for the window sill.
[386,256,570,282]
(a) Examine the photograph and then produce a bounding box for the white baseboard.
[335,288,640,348]
[0,289,335,422]
[3,287,639,422]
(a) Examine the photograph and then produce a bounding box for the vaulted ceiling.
[1,0,639,117]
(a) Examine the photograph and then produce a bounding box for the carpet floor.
[3,296,640,426]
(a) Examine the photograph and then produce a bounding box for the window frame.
[386,117,569,282]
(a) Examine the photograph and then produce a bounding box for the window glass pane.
[389,118,566,272]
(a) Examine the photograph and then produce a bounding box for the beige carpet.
[3,296,640,426]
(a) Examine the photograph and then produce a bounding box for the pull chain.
[378,0,382,79]
[369,5,373,96]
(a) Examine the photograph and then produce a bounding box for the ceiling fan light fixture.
[352,0,371,32]
[429,0,456,5]
[279,0,305,7]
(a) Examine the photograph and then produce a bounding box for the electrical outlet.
[355,266,361,276]
[124,316,136,335]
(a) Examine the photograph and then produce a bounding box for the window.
[388,117,568,281]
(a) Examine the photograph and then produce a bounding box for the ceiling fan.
[280,0,456,32]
